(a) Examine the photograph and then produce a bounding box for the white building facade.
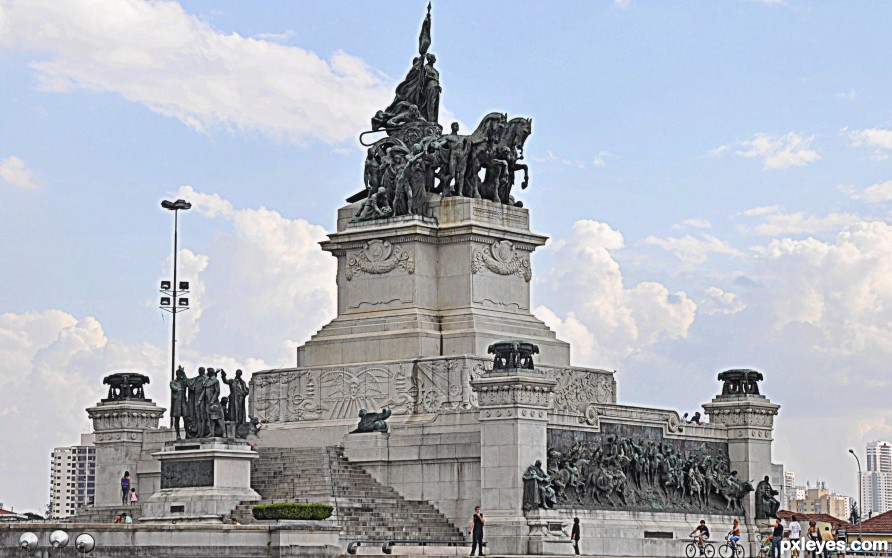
[49,433,96,519]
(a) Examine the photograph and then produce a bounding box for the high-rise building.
[861,471,892,517]
[867,441,892,473]
[49,434,96,519]
[784,470,796,509]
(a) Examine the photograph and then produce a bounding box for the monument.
[0,6,784,557]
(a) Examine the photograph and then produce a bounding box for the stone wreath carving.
[346,239,415,281]
[471,240,532,282]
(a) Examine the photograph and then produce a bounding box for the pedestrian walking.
[129,487,138,505]
[120,471,131,505]
[468,505,485,556]
[571,517,581,555]
[790,515,802,558]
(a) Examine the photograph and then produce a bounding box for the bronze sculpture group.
[354,4,533,222]
[170,365,251,440]
[530,434,754,514]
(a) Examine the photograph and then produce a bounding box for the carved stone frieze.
[474,383,553,408]
[250,356,488,424]
[541,367,615,413]
[345,239,415,281]
[471,240,532,282]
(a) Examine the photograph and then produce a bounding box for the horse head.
[507,117,533,158]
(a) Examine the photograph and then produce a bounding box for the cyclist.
[728,518,741,553]
[690,519,711,555]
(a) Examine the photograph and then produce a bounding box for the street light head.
[178,297,189,307]
[161,199,192,211]
[160,280,171,290]
[849,449,856,455]
[160,297,171,306]
[178,281,190,291]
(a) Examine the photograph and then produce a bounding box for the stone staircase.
[70,503,141,524]
[229,447,466,546]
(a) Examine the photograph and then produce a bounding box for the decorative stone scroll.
[471,240,532,282]
[541,367,615,413]
[346,239,415,280]
[578,404,686,435]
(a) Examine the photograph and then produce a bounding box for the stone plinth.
[87,399,165,507]
[470,366,557,555]
[296,196,569,368]
[703,385,780,556]
[141,438,260,523]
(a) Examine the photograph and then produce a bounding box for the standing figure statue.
[523,460,556,510]
[221,369,249,426]
[421,53,440,122]
[189,367,208,438]
[204,369,226,438]
[169,366,190,440]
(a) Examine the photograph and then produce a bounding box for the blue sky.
[2,0,892,514]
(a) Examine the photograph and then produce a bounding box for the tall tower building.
[867,441,892,472]
[49,434,96,519]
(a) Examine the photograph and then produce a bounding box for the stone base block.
[141,486,261,523]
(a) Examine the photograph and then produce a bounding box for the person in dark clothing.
[120,471,130,505]
[771,518,784,558]
[468,506,485,556]
[571,517,581,555]
[690,520,711,555]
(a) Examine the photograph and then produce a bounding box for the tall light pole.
[849,448,863,541]
[160,199,192,427]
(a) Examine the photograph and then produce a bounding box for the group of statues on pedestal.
[353,4,533,222]
[169,366,253,440]
[529,434,754,514]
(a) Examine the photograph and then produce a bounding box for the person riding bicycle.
[728,518,741,551]
[690,520,711,555]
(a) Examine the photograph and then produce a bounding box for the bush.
[252,503,333,521]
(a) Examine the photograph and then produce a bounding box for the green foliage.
[850,502,861,524]
[252,502,333,521]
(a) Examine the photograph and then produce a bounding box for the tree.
[849,502,861,524]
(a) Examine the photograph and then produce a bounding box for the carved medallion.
[471,240,532,281]
[346,239,415,281]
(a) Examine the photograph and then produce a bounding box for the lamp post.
[849,449,863,541]
[160,199,192,427]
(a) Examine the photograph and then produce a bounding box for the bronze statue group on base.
[169,365,253,440]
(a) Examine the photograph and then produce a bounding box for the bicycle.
[686,536,717,558]
[755,533,772,558]
[719,535,746,558]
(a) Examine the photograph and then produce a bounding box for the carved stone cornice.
[471,240,532,282]
[87,401,165,442]
[470,370,556,412]
[345,239,415,280]
[703,396,780,432]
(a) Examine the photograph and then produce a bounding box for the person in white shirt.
[789,516,802,558]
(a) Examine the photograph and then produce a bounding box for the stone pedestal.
[703,375,780,557]
[141,438,260,523]
[470,366,557,555]
[87,398,165,507]
[298,196,570,367]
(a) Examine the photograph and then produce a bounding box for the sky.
[1,0,891,514]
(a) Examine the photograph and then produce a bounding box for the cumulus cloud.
[174,185,336,364]
[699,287,745,316]
[0,0,393,144]
[712,132,820,169]
[752,220,892,354]
[643,233,744,265]
[534,220,697,367]
[0,155,41,189]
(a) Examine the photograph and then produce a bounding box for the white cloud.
[836,88,858,102]
[672,218,712,230]
[751,220,892,354]
[0,155,41,189]
[739,209,862,235]
[643,233,744,265]
[740,205,782,217]
[535,220,696,367]
[614,0,631,8]
[852,180,892,204]
[712,132,820,169]
[849,128,892,151]
[174,185,336,364]
[592,151,618,168]
[699,287,745,316]
[0,0,393,144]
